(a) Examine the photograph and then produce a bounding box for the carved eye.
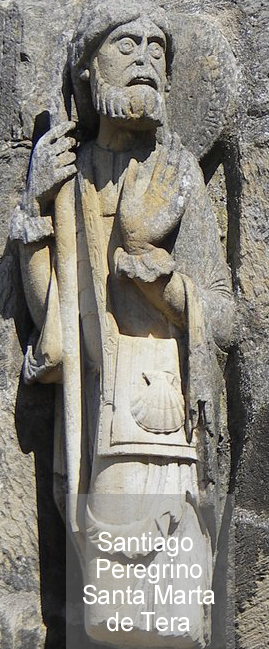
[117,38,136,55]
[148,42,164,59]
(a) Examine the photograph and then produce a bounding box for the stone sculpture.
[10,0,235,646]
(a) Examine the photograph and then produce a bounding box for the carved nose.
[135,38,148,65]
[135,51,146,66]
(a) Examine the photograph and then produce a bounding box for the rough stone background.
[0,0,268,647]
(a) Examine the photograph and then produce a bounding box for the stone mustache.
[10,0,235,646]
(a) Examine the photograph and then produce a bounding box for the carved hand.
[119,132,183,254]
[25,121,77,215]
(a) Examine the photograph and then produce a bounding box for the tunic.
[19,136,234,648]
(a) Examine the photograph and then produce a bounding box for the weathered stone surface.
[0,1,268,648]
[0,2,82,647]
[0,593,45,649]
[167,14,237,158]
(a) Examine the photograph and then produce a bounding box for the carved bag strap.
[77,156,118,406]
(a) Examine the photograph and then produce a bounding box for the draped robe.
[20,136,234,647]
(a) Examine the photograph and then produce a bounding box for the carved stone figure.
[10,1,235,646]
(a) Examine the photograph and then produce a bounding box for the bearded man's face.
[90,17,167,129]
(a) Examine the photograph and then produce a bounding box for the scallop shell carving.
[130,370,184,434]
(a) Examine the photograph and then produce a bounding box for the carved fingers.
[123,157,139,195]
[41,120,77,143]
[53,136,77,156]
[55,163,77,184]
[150,132,181,195]
[142,133,184,241]
[120,135,184,252]
[26,121,77,213]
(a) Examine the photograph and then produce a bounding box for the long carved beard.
[90,58,165,127]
